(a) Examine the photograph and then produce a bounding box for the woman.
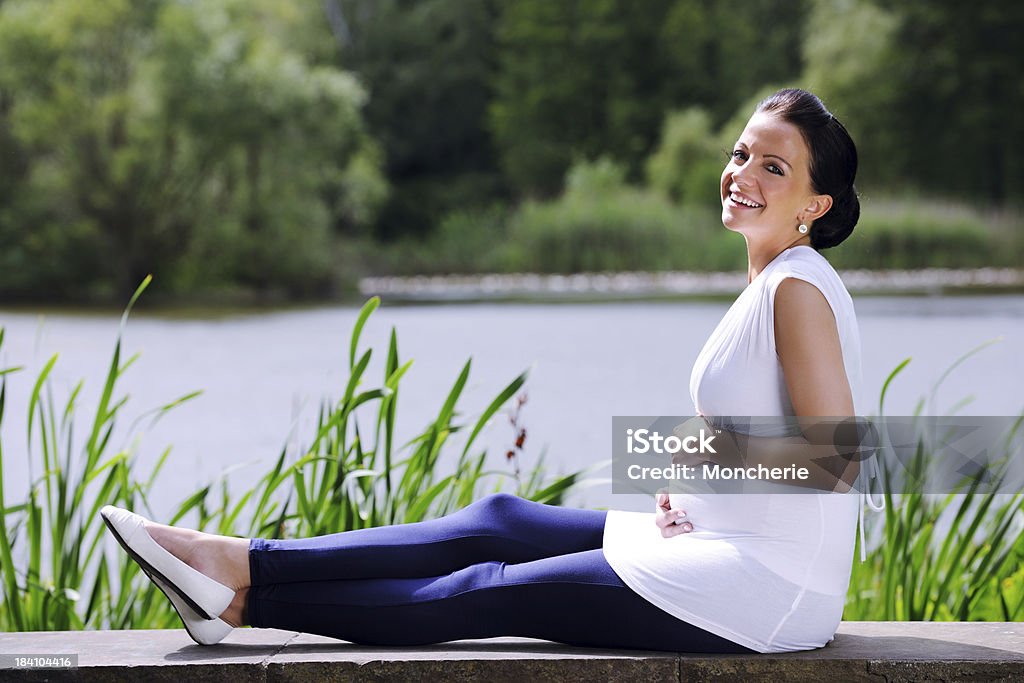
[102,88,869,654]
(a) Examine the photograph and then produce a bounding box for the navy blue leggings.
[247,493,754,653]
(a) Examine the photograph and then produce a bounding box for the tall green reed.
[845,344,1024,621]
[0,286,583,631]
[0,277,200,631]
[178,296,584,540]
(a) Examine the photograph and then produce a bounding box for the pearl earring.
[797,223,808,234]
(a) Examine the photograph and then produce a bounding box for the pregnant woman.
[102,88,874,654]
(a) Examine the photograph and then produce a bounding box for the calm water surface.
[1,296,1022,516]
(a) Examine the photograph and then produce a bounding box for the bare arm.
[774,277,853,418]
[770,277,860,490]
[675,278,862,492]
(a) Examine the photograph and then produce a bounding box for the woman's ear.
[803,194,833,223]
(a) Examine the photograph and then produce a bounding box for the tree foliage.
[329,0,503,240]
[490,0,806,197]
[803,0,1024,202]
[0,0,385,299]
[645,108,725,209]
[0,0,1019,298]
[883,0,1024,202]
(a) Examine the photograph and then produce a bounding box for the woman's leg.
[250,493,607,585]
[143,492,606,627]
[247,548,754,654]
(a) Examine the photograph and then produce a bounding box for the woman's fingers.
[654,507,688,529]
[655,491,691,536]
[662,520,693,538]
[655,508,685,526]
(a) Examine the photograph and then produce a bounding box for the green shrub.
[830,199,1019,270]
[646,108,726,210]
[565,156,631,198]
[500,189,718,273]
[492,158,737,273]
[427,205,512,275]
[375,193,1021,277]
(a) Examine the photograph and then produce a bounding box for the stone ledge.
[0,622,1021,682]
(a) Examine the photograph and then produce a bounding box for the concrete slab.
[267,633,679,682]
[0,622,1021,682]
[0,628,296,683]
[680,622,1024,682]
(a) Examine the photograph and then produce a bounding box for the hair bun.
[811,185,859,250]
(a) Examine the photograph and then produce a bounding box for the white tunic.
[602,245,864,653]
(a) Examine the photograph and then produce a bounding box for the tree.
[645,108,725,209]
[490,0,807,197]
[329,0,504,240]
[0,0,386,299]
[491,0,674,197]
[803,0,1024,203]
[883,0,1024,202]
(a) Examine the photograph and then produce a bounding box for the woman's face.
[720,112,828,239]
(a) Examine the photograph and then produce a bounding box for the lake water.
[1,295,1023,518]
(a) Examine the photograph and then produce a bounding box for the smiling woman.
[604,88,877,653]
[100,88,875,656]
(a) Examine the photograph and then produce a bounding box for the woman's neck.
[744,234,813,283]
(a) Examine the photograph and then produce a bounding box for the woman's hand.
[655,491,692,538]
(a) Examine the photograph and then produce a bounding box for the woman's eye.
[767,164,783,176]
[731,150,747,161]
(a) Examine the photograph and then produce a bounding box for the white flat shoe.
[100,505,235,620]
[149,573,234,646]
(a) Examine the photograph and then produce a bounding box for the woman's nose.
[731,163,753,188]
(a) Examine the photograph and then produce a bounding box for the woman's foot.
[143,522,251,592]
[100,505,251,626]
[142,521,251,626]
[100,506,235,622]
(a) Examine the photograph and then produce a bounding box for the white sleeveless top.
[602,245,867,653]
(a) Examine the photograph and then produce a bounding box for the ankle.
[221,587,249,628]
[192,535,251,592]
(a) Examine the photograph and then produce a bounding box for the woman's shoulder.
[775,245,836,276]
[762,246,856,326]
[769,247,850,299]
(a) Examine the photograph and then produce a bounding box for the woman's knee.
[473,492,530,518]
[459,492,532,531]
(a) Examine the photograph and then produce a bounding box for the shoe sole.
[101,514,220,621]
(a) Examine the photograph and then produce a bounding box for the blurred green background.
[0,0,1020,303]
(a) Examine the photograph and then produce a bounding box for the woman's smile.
[726,189,765,209]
